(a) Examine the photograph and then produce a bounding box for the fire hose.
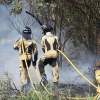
[34,67,51,94]
[21,37,43,100]
[21,37,100,99]
[57,49,99,100]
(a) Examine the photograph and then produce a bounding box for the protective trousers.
[19,55,32,86]
[38,50,59,83]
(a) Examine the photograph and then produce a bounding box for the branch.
[12,82,19,91]
[84,0,100,24]
[26,11,43,26]
[4,0,12,4]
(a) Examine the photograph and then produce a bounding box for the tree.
[1,0,100,65]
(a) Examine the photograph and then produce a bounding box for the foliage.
[0,0,100,64]
[0,0,12,4]
[0,0,3,3]
[0,72,97,100]
[10,0,23,15]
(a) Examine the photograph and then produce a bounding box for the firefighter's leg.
[19,60,31,88]
[38,59,45,76]
[38,59,48,86]
[95,70,100,93]
[39,51,57,76]
[24,60,31,88]
[38,51,57,86]
[19,60,27,87]
[50,59,59,87]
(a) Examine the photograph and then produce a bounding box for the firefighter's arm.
[41,37,45,53]
[33,42,38,61]
[32,42,38,67]
[13,39,20,50]
[56,36,60,50]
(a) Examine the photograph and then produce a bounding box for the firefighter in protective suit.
[38,24,60,87]
[13,27,38,89]
[94,61,100,93]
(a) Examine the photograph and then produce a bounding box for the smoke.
[0,5,40,87]
[58,40,95,85]
[0,4,96,89]
[0,4,48,88]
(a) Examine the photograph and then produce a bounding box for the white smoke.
[0,5,41,87]
[0,4,53,88]
[0,4,96,89]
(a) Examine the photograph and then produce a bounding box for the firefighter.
[38,24,60,87]
[13,27,38,89]
[94,61,100,92]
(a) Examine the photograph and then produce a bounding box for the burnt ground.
[59,84,96,96]
[50,84,97,100]
[0,83,98,100]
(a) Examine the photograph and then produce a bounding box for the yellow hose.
[21,37,52,96]
[57,49,97,88]
[34,68,51,94]
[21,40,100,100]
[93,92,100,100]
[21,37,36,90]
[57,49,100,100]
[21,37,41,100]
[34,49,99,98]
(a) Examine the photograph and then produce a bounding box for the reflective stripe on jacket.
[41,32,59,53]
[13,37,38,60]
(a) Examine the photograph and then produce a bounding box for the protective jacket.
[41,32,59,52]
[39,32,59,83]
[13,36,38,86]
[13,37,38,61]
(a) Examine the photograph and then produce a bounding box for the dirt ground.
[60,84,96,96]
[51,84,97,100]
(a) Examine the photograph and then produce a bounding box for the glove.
[32,60,36,67]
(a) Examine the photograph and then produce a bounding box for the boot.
[54,82,58,87]
[21,84,27,92]
[40,75,48,86]
[52,82,59,96]
[54,82,58,89]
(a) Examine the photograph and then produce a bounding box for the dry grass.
[0,72,98,100]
